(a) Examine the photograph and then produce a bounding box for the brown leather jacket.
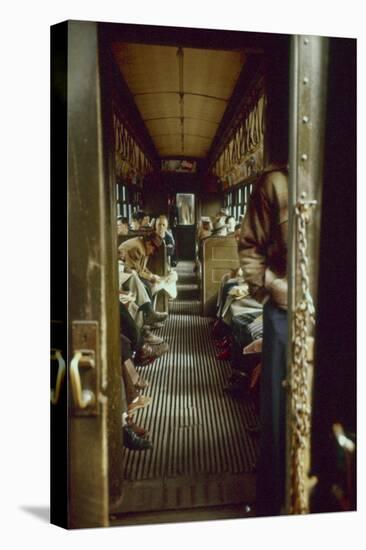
[237,168,288,308]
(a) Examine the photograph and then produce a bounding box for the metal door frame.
[286,34,329,513]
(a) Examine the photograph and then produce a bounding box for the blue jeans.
[256,300,287,516]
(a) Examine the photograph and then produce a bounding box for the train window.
[176,193,195,225]
[116,183,130,221]
[224,183,254,220]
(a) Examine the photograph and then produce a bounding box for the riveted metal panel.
[286,35,329,514]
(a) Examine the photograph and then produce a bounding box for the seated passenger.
[211,223,263,386]
[211,212,228,236]
[119,272,166,342]
[215,224,243,320]
[118,247,168,336]
[196,218,213,267]
[119,231,162,291]
[155,214,175,264]
[197,218,213,241]
[120,231,177,306]
[141,212,151,228]
[130,210,150,232]
[117,215,129,236]
[119,231,161,282]
[226,215,236,234]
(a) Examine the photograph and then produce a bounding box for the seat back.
[147,241,168,313]
[201,235,238,316]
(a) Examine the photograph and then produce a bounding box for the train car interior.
[51,20,356,528]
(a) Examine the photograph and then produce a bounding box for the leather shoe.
[215,338,230,350]
[144,310,168,325]
[134,376,149,390]
[217,348,231,361]
[123,426,152,450]
[128,395,152,414]
[149,321,165,329]
[135,342,169,365]
[223,381,248,396]
[143,328,165,345]
[135,344,156,366]
[228,370,249,384]
[127,416,149,438]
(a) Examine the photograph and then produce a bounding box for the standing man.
[238,165,288,516]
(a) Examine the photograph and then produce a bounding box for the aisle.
[118,261,258,514]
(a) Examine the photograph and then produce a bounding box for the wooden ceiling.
[111,43,247,159]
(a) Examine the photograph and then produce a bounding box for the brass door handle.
[70,350,96,409]
[51,349,66,405]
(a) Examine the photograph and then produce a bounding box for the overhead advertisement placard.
[161,159,197,173]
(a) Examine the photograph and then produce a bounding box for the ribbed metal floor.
[118,261,258,514]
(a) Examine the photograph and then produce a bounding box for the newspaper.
[151,270,178,299]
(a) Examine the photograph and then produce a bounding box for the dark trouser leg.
[217,281,239,317]
[119,302,144,352]
[121,361,139,404]
[139,301,153,314]
[256,301,287,517]
[171,228,178,264]
[120,334,133,363]
[120,335,139,404]
[230,313,258,371]
[139,278,153,301]
[231,313,258,348]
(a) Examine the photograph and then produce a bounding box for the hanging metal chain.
[291,191,317,514]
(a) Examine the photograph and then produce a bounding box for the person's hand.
[151,274,161,284]
[264,269,287,308]
[119,290,134,304]
[269,277,288,308]
[243,338,263,354]
[250,363,262,389]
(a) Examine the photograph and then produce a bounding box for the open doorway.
[54,20,356,529]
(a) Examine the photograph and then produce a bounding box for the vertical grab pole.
[286,35,329,514]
